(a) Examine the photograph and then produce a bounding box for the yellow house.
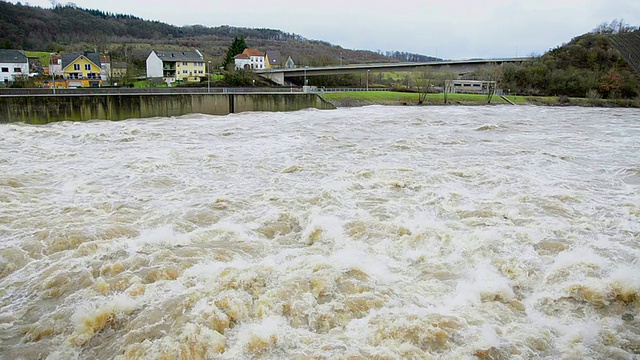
[61,52,102,87]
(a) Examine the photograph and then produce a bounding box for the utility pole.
[366,69,370,91]
[50,53,56,94]
[207,61,211,93]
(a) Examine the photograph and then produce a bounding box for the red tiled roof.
[242,48,264,57]
[234,54,250,59]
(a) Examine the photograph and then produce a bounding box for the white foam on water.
[1,106,639,359]
[130,224,191,250]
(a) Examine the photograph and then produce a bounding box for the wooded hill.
[0,1,438,68]
[499,28,640,98]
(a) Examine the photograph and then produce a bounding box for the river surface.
[0,106,639,359]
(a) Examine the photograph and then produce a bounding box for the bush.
[586,89,602,99]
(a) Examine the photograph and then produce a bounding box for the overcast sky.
[11,0,640,59]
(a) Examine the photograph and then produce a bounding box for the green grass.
[25,51,52,67]
[501,95,527,104]
[322,91,640,108]
[131,80,168,88]
[322,91,507,106]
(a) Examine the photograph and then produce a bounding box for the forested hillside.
[500,30,639,98]
[0,1,404,66]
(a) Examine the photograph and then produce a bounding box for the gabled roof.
[0,49,28,64]
[234,54,250,60]
[61,52,101,70]
[265,51,281,65]
[285,56,295,68]
[242,48,264,57]
[153,50,203,62]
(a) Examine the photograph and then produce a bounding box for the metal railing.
[0,87,307,96]
[0,86,392,96]
[319,87,390,93]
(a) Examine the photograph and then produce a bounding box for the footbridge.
[256,58,530,85]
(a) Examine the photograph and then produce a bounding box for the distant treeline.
[0,2,306,50]
[0,1,398,67]
[379,51,441,63]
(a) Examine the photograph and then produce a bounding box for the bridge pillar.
[261,72,285,85]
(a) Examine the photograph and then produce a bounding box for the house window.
[1,68,8,72]
[74,64,80,71]
[183,62,188,66]
[14,68,21,73]
[85,64,91,71]
[183,70,187,74]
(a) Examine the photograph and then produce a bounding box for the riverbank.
[321,91,640,108]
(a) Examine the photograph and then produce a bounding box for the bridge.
[255,58,530,85]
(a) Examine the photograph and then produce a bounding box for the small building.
[445,80,496,94]
[265,50,282,69]
[233,53,251,71]
[234,48,266,70]
[48,54,63,77]
[61,52,102,87]
[111,62,127,81]
[285,56,295,69]
[100,54,111,82]
[0,49,29,84]
[146,49,206,84]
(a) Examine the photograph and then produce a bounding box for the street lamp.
[304,66,308,87]
[340,52,343,66]
[207,61,211,93]
[50,53,55,95]
[366,69,370,91]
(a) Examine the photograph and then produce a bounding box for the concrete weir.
[0,93,335,124]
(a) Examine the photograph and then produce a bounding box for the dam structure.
[0,91,335,124]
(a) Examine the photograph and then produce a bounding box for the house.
[234,48,266,70]
[61,52,102,87]
[48,54,63,77]
[100,54,111,82]
[285,56,295,69]
[146,49,206,84]
[0,49,29,84]
[233,53,251,71]
[265,51,282,69]
[111,62,127,81]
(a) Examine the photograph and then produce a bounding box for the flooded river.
[0,106,639,359]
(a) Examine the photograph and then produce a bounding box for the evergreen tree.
[222,35,247,70]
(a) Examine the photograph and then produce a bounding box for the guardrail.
[0,87,304,96]
[319,88,390,92]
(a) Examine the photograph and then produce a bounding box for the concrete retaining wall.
[0,93,335,124]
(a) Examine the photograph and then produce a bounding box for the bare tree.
[592,19,638,34]
[413,69,432,104]
[439,65,455,104]
[474,64,501,103]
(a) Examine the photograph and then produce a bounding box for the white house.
[0,49,29,84]
[234,48,266,70]
[146,49,205,84]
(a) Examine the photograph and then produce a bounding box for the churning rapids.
[0,106,639,359]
